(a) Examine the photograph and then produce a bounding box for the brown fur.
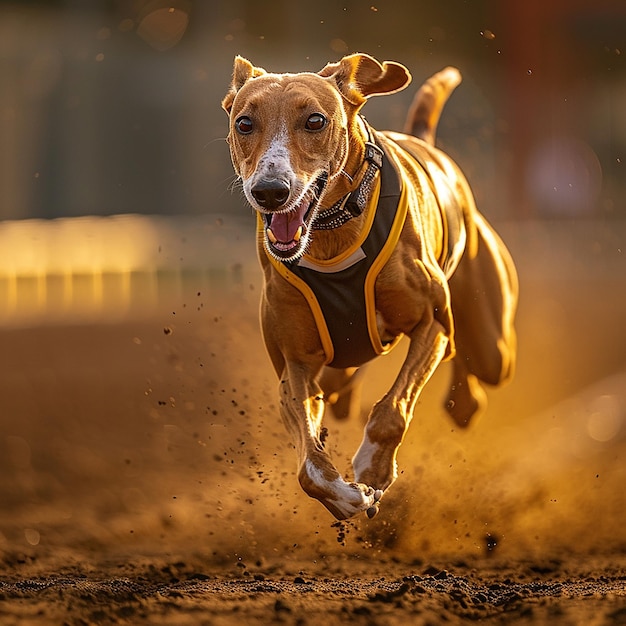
[222,54,517,520]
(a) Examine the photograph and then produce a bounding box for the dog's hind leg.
[445,357,488,427]
[404,66,462,145]
[319,366,366,421]
[446,213,518,427]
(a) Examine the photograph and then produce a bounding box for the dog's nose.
[251,179,290,209]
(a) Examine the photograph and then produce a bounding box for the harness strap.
[313,120,384,231]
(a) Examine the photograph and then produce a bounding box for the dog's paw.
[366,489,384,519]
[300,459,384,520]
[326,483,384,520]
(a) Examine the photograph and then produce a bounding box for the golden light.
[0,215,161,325]
[0,214,257,326]
[586,394,623,443]
[136,5,190,51]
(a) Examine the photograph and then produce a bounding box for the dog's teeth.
[293,226,303,242]
[266,228,277,243]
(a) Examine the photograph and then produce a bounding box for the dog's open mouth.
[262,174,327,261]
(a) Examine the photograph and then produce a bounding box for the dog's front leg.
[352,313,450,497]
[279,360,381,520]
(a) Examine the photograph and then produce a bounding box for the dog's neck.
[323,116,371,207]
[307,117,376,261]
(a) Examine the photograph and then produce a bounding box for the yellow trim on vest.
[299,175,381,269]
[258,163,403,367]
[437,183,449,269]
[363,164,409,356]
[258,213,335,364]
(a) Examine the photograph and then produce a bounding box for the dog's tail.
[403,66,462,145]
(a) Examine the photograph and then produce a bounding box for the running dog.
[222,54,517,520]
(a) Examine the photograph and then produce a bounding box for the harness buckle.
[364,141,384,169]
[345,141,384,216]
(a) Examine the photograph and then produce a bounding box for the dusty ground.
[0,216,625,624]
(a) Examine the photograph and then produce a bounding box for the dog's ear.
[222,56,267,114]
[319,53,411,106]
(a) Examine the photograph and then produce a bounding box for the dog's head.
[222,54,411,262]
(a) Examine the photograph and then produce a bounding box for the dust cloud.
[0,216,625,571]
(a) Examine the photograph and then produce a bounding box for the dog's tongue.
[270,201,308,242]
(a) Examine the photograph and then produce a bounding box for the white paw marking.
[352,434,377,480]
[353,434,398,489]
[304,459,376,518]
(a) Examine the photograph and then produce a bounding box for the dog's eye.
[305,113,327,132]
[235,116,254,135]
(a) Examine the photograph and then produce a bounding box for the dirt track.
[1,217,625,624]
[2,554,626,625]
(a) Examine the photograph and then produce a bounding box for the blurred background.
[1,0,624,220]
[0,0,625,567]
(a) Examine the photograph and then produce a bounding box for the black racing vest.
[272,143,407,369]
